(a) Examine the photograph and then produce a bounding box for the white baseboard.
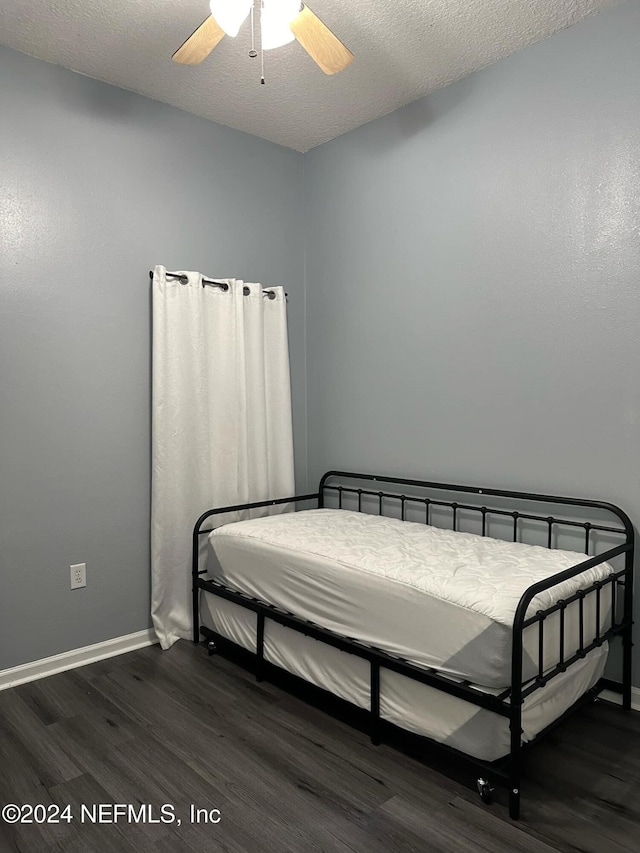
[0,628,158,692]
[600,687,640,712]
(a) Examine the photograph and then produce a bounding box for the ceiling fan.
[172,0,354,78]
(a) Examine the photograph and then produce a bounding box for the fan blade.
[289,5,354,75]
[172,16,225,65]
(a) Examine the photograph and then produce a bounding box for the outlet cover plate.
[70,563,86,590]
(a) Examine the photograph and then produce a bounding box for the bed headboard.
[318,470,634,560]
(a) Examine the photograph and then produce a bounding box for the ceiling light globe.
[209,0,252,37]
[261,0,301,50]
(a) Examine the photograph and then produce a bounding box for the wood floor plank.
[47,773,142,853]
[423,796,559,852]
[15,669,138,733]
[0,691,82,788]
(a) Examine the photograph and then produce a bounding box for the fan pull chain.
[260,0,265,84]
[249,2,257,59]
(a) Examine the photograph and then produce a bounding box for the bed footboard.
[508,540,634,818]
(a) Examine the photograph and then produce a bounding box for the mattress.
[207,509,613,688]
[201,594,608,761]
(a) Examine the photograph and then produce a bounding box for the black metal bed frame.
[191,471,635,819]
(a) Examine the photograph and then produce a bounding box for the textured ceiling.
[0,0,621,151]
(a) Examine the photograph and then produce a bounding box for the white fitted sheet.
[201,594,608,762]
[208,509,613,687]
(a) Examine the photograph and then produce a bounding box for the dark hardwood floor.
[1,641,639,852]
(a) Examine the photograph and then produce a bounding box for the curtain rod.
[149,270,287,299]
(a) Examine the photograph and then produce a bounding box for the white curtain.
[151,265,295,649]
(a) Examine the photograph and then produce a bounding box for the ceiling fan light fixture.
[261,0,300,50]
[173,0,353,78]
[209,0,252,37]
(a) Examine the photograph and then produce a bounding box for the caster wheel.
[476,777,494,805]
[207,641,218,656]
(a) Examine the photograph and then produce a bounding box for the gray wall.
[2,0,640,682]
[0,46,306,670]
[304,1,640,679]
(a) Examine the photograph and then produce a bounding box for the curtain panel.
[151,265,295,649]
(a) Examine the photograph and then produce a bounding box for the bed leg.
[623,633,633,711]
[622,553,634,711]
[509,701,523,820]
[192,529,200,644]
[192,592,200,644]
[370,661,381,745]
[509,787,521,820]
[256,612,265,682]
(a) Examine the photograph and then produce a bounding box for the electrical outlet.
[70,563,86,589]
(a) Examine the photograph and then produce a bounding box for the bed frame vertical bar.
[578,593,585,654]
[538,618,544,678]
[510,592,528,820]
